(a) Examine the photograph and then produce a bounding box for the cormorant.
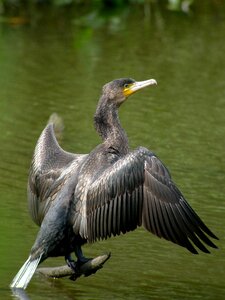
[10,78,218,290]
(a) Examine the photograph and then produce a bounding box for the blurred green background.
[0,1,224,299]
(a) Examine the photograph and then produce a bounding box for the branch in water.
[36,253,111,281]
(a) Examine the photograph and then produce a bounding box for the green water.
[0,3,225,300]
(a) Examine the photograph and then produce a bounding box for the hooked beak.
[123,79,157,97]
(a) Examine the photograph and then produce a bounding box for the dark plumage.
[10,78,218,289]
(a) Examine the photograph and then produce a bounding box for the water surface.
[0,3,225,300]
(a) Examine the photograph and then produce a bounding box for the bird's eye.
[124,84,130,89]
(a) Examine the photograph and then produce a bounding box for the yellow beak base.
[123,79,157,97]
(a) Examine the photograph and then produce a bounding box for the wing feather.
[108,200,113,238]
[85,146,218,253]
[28,123,86,225]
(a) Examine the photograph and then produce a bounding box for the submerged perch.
[37,253,111,280]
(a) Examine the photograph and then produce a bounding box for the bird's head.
[102,78,157,105]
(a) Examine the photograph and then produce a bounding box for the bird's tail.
[10,254,42,289]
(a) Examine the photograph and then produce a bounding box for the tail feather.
[10,254,42,289]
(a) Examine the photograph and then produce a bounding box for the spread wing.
[85,147,218,254]
[28,123,86,226]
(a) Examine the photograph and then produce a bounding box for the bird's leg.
[65,246,91,272]
[75,245,98,278]
[65,253,82,281]
[65,254,77,272]
[65,246,94,280]
[74,244,91,265]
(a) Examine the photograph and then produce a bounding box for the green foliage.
[0,0,195,16]
[167,0,194,13]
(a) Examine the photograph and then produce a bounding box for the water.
[0,2,225,299]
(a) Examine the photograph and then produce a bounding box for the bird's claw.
[66,256,94,279]
[66,259,81,281]
[68,257,93,281]
[66,258,75,270]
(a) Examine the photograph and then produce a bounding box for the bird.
[10,78,218,290]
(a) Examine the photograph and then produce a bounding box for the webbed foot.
[65,254,93,281]
[65,255,77,272]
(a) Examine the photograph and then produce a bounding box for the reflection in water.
[11,288,31,300]
[0,2,225,300]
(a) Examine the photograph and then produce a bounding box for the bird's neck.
[94,96,129,154]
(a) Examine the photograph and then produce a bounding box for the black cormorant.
[10,78,218,289]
